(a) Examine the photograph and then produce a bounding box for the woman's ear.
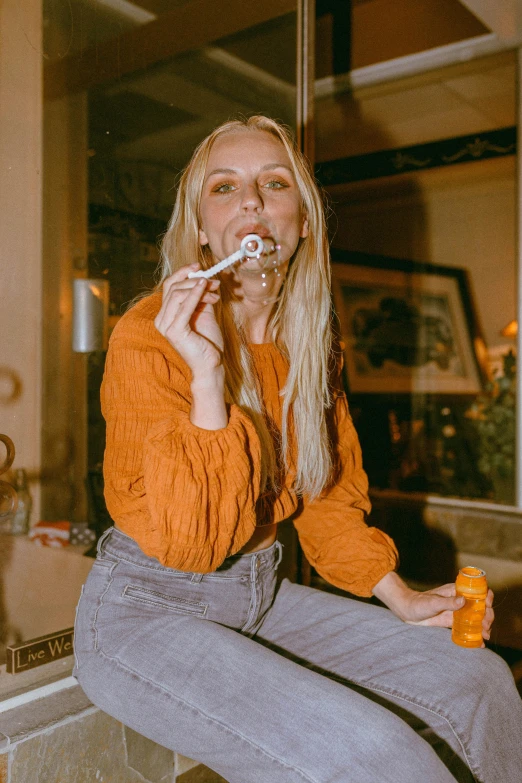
[199,227,209,245]
[300,216,309,238]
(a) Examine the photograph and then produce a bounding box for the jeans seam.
[359,680,478,780]
[240,556,259,634]
[94,647,319,783]
[102,549,182,573]
[73,585,85,670]
[92,561,118,651]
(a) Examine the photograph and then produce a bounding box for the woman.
[74,116,521,783]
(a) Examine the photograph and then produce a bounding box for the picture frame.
[331,250,488,395]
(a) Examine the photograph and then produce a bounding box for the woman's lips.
[235,226,271,240]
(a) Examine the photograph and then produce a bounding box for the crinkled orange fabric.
[101,292,398,596]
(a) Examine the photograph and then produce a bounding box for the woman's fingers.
[158,277,219,322]
[482,590,495,638]
[482,589,495,639]
[413,593,464,626]
[161,278,219,312]
[426,582,456,598]
[159,281,207,329]
[413,608,455,628]
[168,279,209,337]
[155,286,220,347]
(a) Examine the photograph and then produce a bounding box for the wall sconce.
[501,320,518,339]
[72,279,109,353]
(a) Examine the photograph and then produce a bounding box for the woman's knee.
[338,713,454,783]
[453,647,515,696]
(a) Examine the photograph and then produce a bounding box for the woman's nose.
[240,183,263,212]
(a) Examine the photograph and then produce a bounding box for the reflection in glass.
[82,8,297,471]
[0,434,17,524]
[315,11,517,506]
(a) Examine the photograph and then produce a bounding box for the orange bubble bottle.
[452,566,487,648]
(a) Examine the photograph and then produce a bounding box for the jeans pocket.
[122,584,208,617]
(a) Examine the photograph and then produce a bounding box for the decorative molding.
[391,151,433,170]
[441,135,516,163]
[315,33,514,97]
[315,126,516,186]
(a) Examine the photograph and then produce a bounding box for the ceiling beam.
[45,0,296,100]
[458,0,522,43]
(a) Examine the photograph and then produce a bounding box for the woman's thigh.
[255,580,522,783]
[74,554,455,783]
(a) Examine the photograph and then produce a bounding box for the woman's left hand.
[372,571,494,647]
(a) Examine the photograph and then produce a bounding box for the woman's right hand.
[154,264,224,382]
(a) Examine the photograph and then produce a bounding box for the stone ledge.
[0,684,94,745]
[370,490,522,567]
[0,684,229,782]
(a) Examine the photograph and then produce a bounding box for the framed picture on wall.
[331,250,488,394]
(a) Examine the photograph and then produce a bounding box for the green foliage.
[466,350,516,503]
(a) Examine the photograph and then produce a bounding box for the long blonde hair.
[159,116,334,499]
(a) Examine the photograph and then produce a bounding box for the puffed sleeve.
[101,301,262,572]
[293,391,398,596]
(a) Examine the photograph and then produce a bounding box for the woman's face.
[198,129,308,301]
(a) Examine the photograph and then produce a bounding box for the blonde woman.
[74,116,521,783]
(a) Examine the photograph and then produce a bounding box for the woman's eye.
[264,180,287,190]
[213,183,236,193]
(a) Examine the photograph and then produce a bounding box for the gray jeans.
[73,527,522,783]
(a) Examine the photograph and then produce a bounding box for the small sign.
[6,628,74,674]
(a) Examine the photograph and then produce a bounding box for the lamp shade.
[72,279,109,352]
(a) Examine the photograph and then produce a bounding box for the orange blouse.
[101,292,398,596]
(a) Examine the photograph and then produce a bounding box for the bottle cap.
[459,566,486,578]
[457,565,487,594]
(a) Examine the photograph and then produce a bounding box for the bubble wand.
[188,234,278,280]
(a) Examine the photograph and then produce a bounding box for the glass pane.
[315,4,517,507]
[0,0,297,686]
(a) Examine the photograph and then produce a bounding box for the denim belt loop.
[96,526,114,556]
[190,572,204,583]
[274,540,283,569]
